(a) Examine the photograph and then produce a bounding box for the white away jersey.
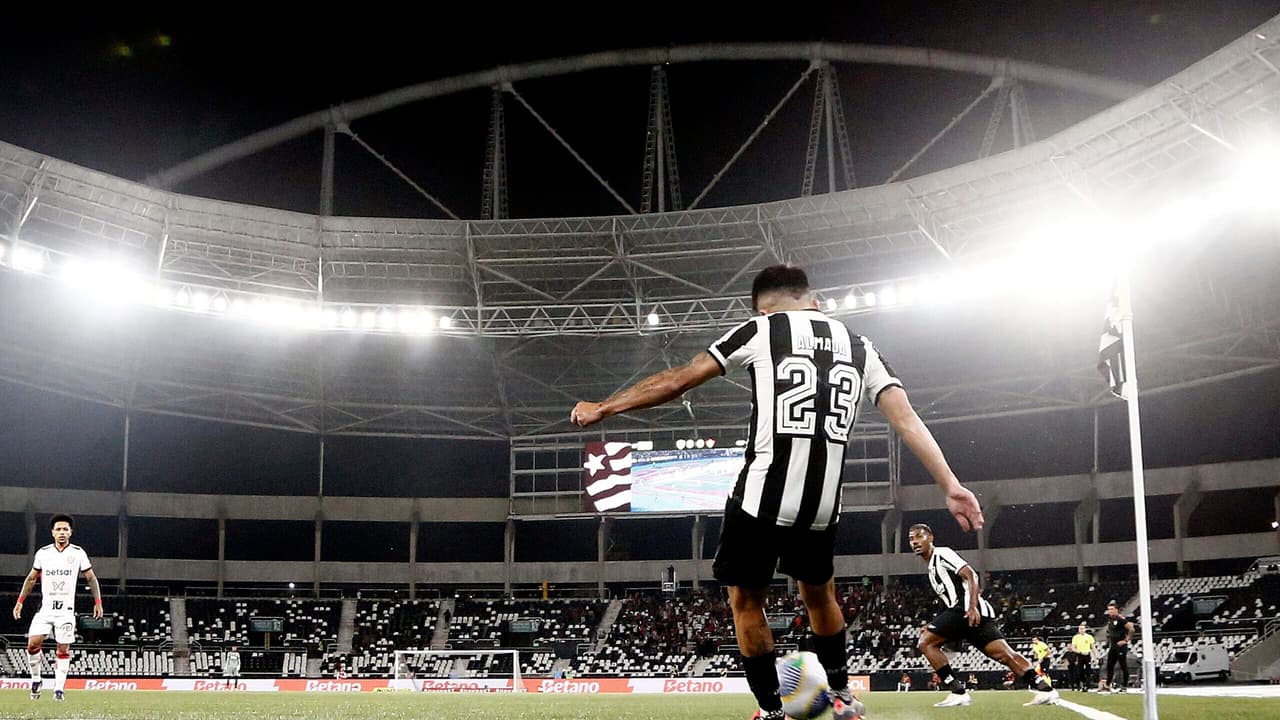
[706,309,902,530]
[32,543,92,614]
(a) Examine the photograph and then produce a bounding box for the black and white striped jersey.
[705,309,901,530]
[927,545,996,617]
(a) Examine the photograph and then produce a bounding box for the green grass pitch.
[2,688,1277,719]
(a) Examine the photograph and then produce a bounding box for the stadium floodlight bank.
[391,649,525,693]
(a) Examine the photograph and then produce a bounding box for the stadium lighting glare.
[152,287,172,308]
[879,286,897,306]
[360,310,377,329]
[734,439,747,447]
[1272,520,1279,530]
[647,312,660,326]
[340,307,357,328]
[862,291,877,307]
[631,440,654,451]
[438,315,453,330]
[0,242,6,262]
[322,309,339,328]
[174,288,190,307]
[676,439,687,450]
[844,292,857,310]
[705,438,716,449]
[11,245,44,273]
[377,310,396,331]
[824,298,838,312]
[212,295,228,313]
[191,291,210,312]
[695,439,706,449]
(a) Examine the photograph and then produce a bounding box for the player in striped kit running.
[908,523,1058,708]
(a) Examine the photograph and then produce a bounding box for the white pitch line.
[1053,697,1131,720]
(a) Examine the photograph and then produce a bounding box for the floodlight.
[647,312,660,326]
[695,439,706,449]
[12,245,45,273]
[438,316,453,329]
[844,292,857,310]
[676,439,687,450]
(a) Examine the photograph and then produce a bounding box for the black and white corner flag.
[1097,281,1131,399]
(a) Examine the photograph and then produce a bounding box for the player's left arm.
[83,568,103,618]
[957,565,982,627]
[571,352,722,427]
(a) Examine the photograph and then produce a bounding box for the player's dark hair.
[751,264,811,311]
[908,523,933,536]
[1107,600,1118,608]
[50,513,74,530]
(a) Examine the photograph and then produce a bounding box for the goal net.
[391,649,525,692]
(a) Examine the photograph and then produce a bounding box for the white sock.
[28,651,42,683]
[55,655,70,691]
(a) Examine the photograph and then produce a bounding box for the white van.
[1158,644,1229,683]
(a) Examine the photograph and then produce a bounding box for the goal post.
[391,649,525,692]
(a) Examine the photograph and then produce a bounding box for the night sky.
[2,3,1279,218]
[2,4,1279,568]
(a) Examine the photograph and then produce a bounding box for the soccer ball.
[777,651,831,720]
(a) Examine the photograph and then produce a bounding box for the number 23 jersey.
[707,309,901,530]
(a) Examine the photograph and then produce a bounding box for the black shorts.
[712,499,835,588]
[926,608,1005,649]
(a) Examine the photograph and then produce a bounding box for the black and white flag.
[1098,281,1131,399]
[582,441,634,512]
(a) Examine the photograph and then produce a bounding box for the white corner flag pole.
[1118,270,1159,720]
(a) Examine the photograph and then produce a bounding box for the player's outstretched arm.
[571,352,721,427]
[84,568,103,618]
[12,569,38,619]
[875,386,985,532]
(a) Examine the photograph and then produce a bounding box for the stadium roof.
[0,16,1278,439]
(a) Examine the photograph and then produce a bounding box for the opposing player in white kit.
[10,514,103,701]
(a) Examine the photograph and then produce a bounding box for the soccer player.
[571,265,985,720]
[10,514,102,701]
[1068,623,1096,691]
[907,524,1058,708]
[223,645,242,689]
[1101,601,1134,693]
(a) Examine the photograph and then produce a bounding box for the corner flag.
[1098,281,1131,399]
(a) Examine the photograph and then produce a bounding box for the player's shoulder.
[37,543,55,552]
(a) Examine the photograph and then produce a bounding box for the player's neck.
[54,541,69,550]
